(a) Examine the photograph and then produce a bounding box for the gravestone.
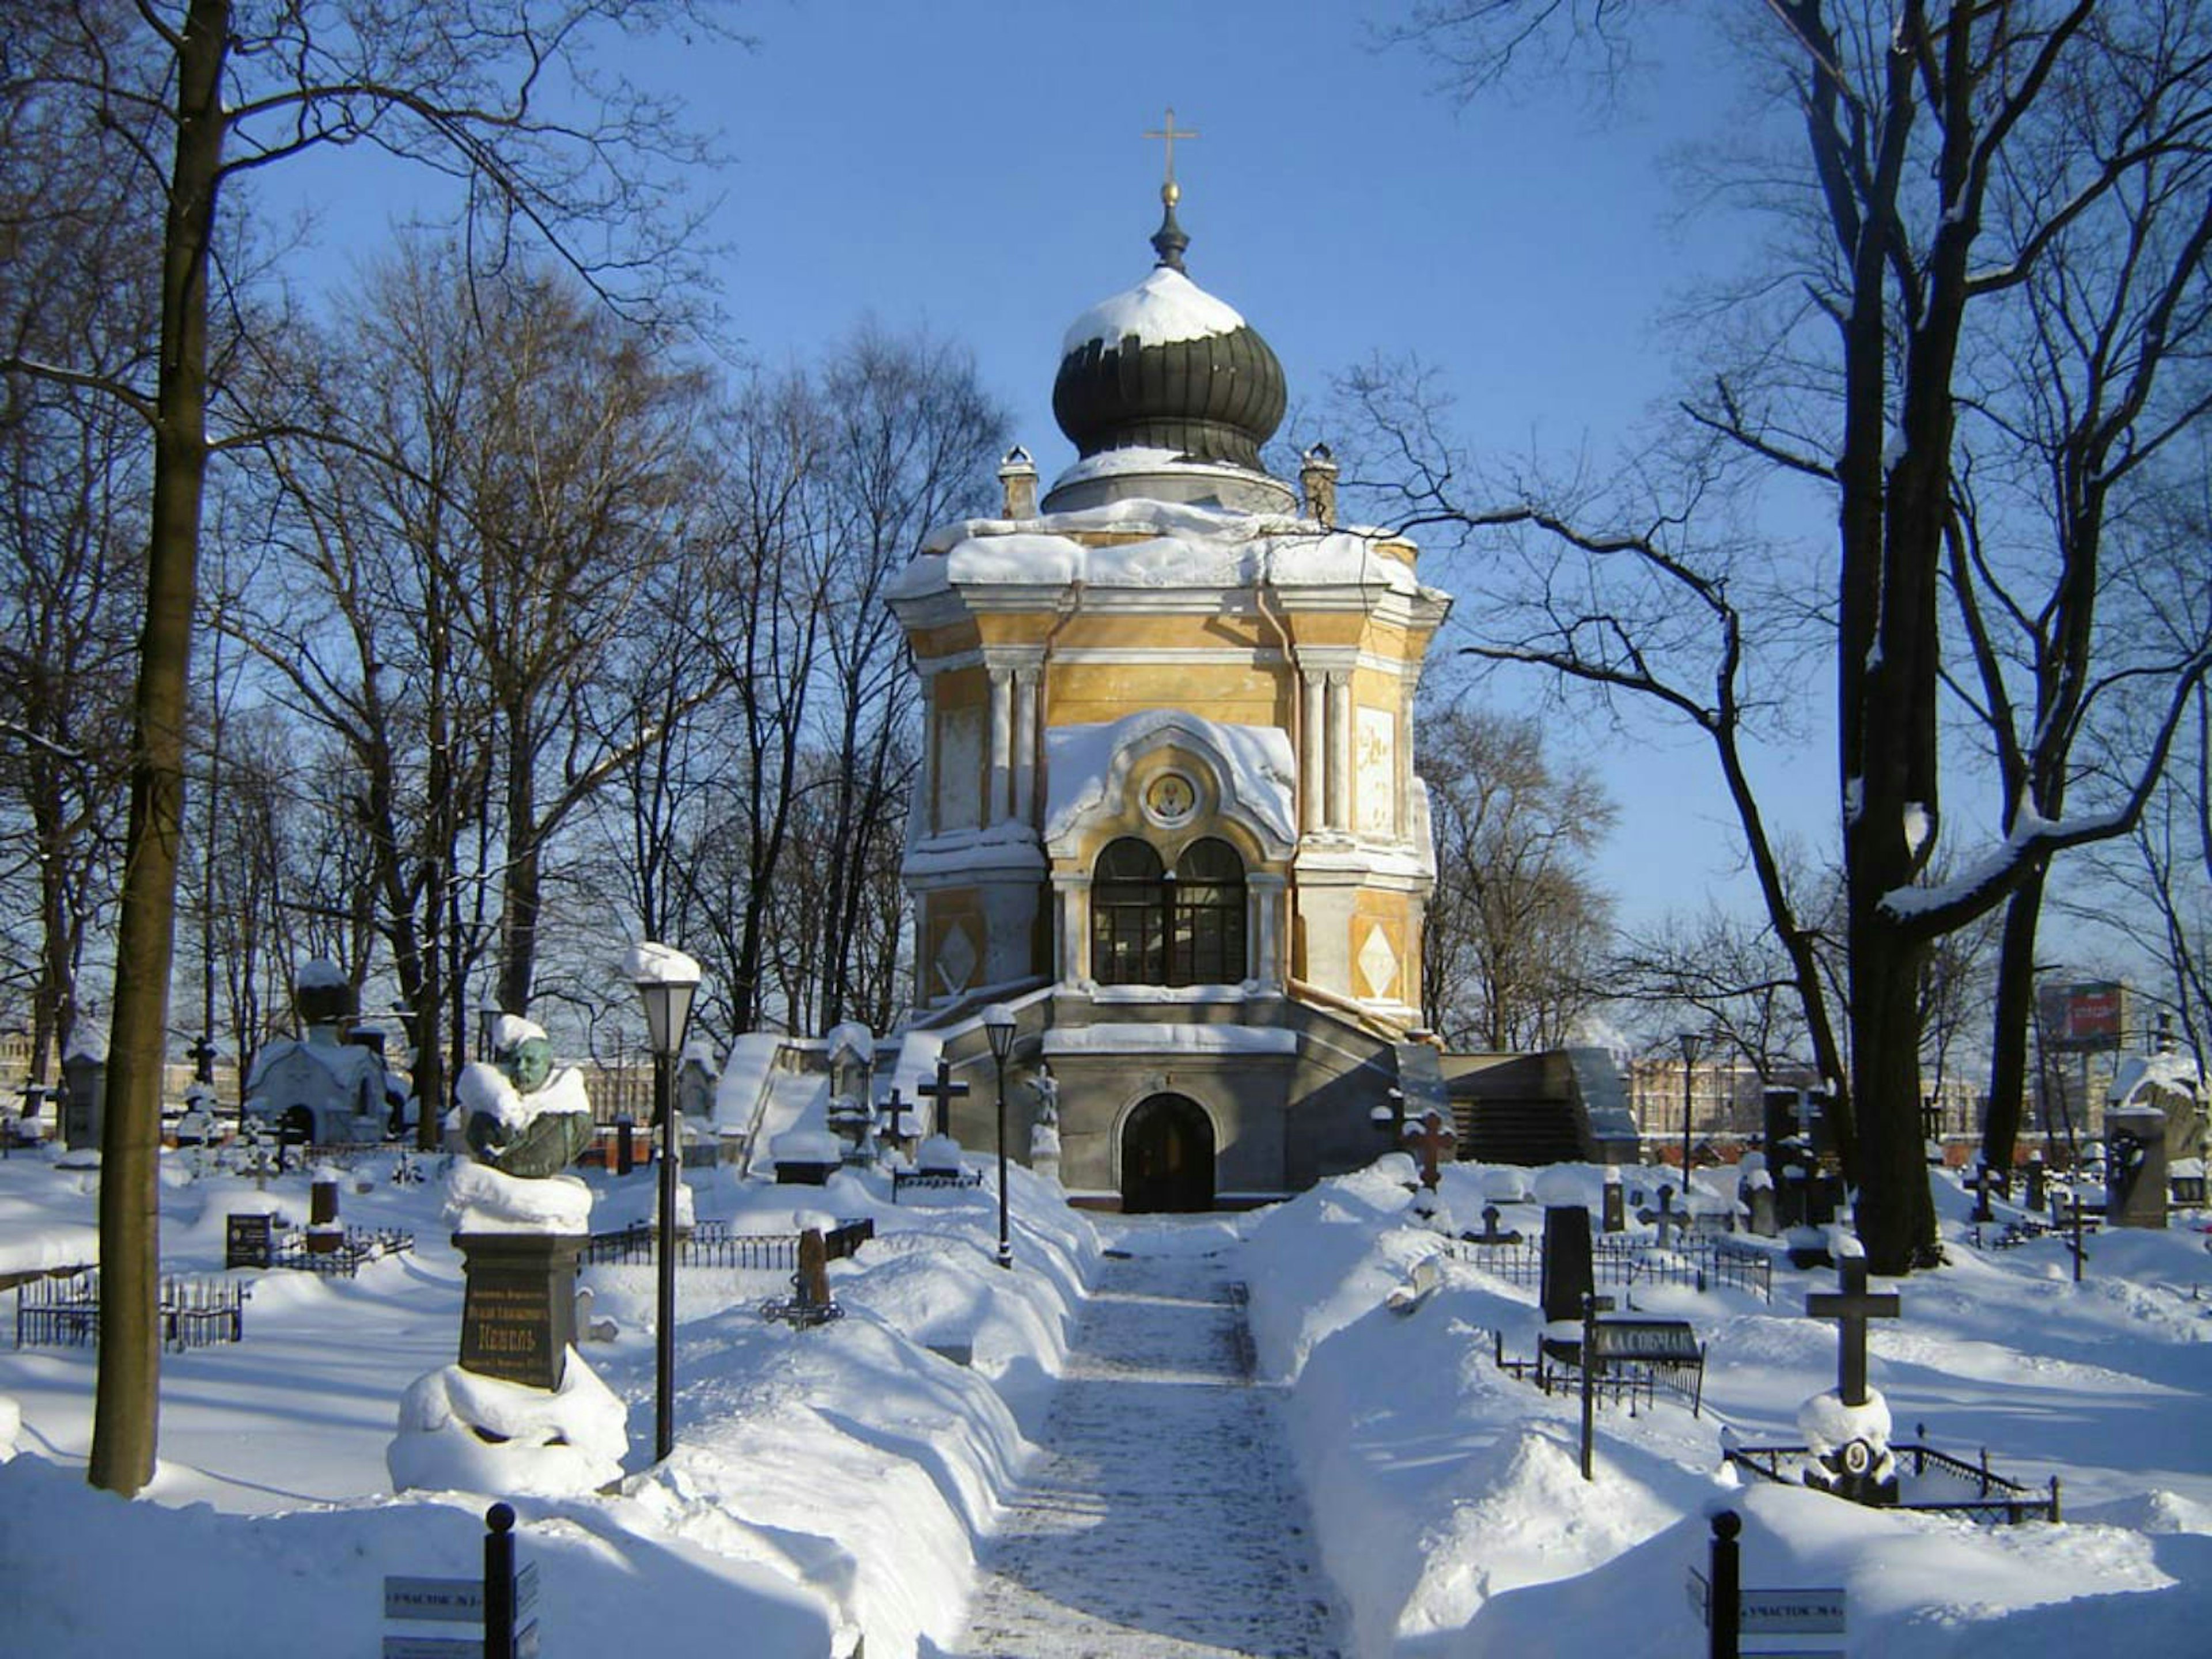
[1969,1161,1997,1222]
[1461,1204,1522,1246]
[1403,1107,1454,1189]
[915,1056,969,1142]
[1600,1170,1625,1233]
[225,1212,276,1270]
[308,1172,343,1255]
[1802,1254,1902,1505]
[2024,1153,2047,1214]
[1740,1155,1778,1238]
[1540,1205,1596,1328]
[2105,1105,2169,1229]
[455,1232,586,1392]
[61,1048,104,1153]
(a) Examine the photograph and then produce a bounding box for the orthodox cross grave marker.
[1403,1107,1453,1188]
[916,1058,969,1142]
[1804,1255,1900,1407]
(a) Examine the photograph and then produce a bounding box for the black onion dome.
[1051,211,1286,472]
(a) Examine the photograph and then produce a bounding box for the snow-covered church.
[877,181,1472,1210]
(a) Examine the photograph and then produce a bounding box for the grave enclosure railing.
[1442,1234,1774,1305]
[14,1270,248,1353]
[582,1217,874,1270]
[270,1226,416,1278]
[1722,1442,2061,1525]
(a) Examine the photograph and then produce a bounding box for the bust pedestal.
[454,1231,587,1392]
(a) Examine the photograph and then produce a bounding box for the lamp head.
[982,1002,1017,1062]
[626,941,703,1058]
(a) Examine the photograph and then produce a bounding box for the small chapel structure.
[882,164,1468,1210]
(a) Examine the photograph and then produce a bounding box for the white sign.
[1740,1588,1847,1634]
[384,1578,480,1623]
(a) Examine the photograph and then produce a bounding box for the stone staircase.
[1453,1094,1586,1165]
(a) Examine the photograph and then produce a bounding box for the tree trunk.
[497,744,539,1015]
[91,0,228,1499]
[1979,872,2046,1174]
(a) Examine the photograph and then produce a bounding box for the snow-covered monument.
[880,180,1459,1210]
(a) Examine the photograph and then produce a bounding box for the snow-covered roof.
[1062,266,1246,355]
[246,1036,382,1093]
[2109,1049,2206,1106]
[892,499,1440,608]
[1044,710,1297,851]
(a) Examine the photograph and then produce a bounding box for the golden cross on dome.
[1143,107,1198,202]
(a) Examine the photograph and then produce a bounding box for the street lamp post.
[983,1003,1017,1271]
[1677,1030,1703,1200]
[627,942,700,1463]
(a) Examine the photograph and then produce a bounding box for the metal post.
[655,1047,679,1460]
[1709,1510,1741,1659]
[483,1502,516,1659]
[1579,1291,1598,1481]
[993,1048,1012,1271]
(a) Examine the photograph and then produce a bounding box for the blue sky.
[260,1,1839,932]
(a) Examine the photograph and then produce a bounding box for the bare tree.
[1,0,727,1490]
[810,326,1007,1029]
[1389,1,2212,1271]
[1418,701,1617,1050]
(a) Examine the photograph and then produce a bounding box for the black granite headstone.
[1540,1205,1596,1326]
[456,1232,586,1391]
[225,1213,274,1270]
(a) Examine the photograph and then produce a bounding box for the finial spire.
[1143,106,1197,271]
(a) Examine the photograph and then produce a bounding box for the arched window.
[1170,838,1247,986]
[1090,836,1248,987]
[1092,838,1165,986]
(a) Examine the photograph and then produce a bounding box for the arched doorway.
[1120,1093,1215,1213]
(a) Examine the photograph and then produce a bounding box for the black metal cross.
[915,1056,968,1139]
[1805,1255,1900,1406]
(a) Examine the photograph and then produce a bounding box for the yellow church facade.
[887,190,1453,1209]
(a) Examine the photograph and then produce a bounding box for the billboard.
[2037,981,2127,1053]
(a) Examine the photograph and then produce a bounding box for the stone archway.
[1120,1093,1216,1213]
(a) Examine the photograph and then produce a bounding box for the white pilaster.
[1301,670,1325,836]
[1013,668,1039,825]
[1325,670,1352,832]
[920,672,940,836]
[987,665,1013,825]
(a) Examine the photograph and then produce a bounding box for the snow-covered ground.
[1,1141,2207,1657]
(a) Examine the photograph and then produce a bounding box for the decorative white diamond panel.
[1358,922,1399,1001]
[934,919,978,994]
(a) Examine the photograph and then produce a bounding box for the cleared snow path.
[949,1230,1343,1658]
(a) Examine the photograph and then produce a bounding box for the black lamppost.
[1677,1029,1703,1197]
[630,942,700,1463]
[984,1002,1016,1271]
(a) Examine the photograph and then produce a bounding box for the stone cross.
[1805,1255,1901,1407]
[1143,107,1198,187]
[1403,1107,1453,1188]
[915,1058,969,1139]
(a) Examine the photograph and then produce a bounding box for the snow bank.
[388,1352,628,1497]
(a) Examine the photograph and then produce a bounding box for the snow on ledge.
[1042,1024,1298,1056]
